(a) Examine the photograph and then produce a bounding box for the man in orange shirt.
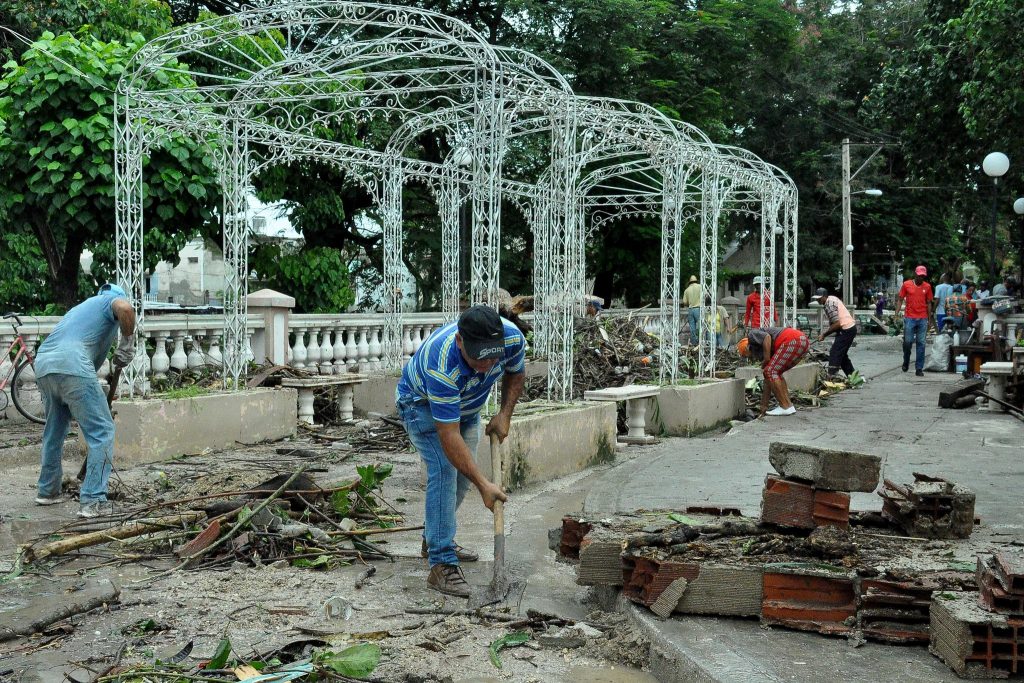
[894,265,935,377]
[814,287,857,378]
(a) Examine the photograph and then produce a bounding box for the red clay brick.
[762,569,856,635]
[858,578,934,644]
[622,554,700,607]
[812,490,850,530]
[994,550,1024,595]
[978,556,1024,615]
[558,516,592,560]
[761,476,816,529]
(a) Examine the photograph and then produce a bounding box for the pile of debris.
[880,473,976,539]
[931,550,1024,678]
[551,441,992,653]
[16,461,411,574]
[524,314,745,401]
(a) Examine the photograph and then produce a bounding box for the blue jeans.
[38,373,115,504]
[903,318,928,371]
[936,313,946,331]
[688,307,701,345]
[398,397,480,567]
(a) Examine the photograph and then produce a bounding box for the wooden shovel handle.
[490,432,503,535]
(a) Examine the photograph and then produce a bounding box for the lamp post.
[841,138,884,305]
[1014,197,1024,284]
[982,152,1009,282]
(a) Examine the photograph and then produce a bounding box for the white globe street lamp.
[983,152,1010,281]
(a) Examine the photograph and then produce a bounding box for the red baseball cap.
[915,265,927,276]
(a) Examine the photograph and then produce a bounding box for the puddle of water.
[566,665,660,682]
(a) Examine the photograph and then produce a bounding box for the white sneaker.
[78,501,116,518]
[34,495,64,505]
[766,406,797,416]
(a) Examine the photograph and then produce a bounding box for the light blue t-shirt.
[34,294,121,379]
[397,319,526,423]
[934,283,954,315]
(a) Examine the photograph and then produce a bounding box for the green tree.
[250,243,355,314]
[0,31,222,309]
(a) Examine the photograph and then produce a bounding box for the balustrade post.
[187,330,205,371]
[246,289,296,366]
[151,333,170,379]
[357,326,370,371]
[207,331,223,368]
[306,326,322,372]
[332,325,347,373]
[402,325,414,359]
[170,331,188,372]
[319,327,334,374]
[368,327,382,371]
[291,327,308,369]
[345,326,358,370]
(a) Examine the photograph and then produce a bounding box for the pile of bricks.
[879,473,976,539]
[759,442,881,530]
[930,551,1024,677]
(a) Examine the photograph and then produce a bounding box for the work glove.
[113,336,136,368]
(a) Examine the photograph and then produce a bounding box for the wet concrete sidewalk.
[579,335,1023,682]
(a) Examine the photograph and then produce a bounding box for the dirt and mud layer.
[1,424,657,683]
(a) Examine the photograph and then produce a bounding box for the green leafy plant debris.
[317,643,381,679]
[489,631,531,669]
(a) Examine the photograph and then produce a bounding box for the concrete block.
[978,556,1024,615]
[880,474,975,539]
[478,403,617,489]
[768,442,881,492]
[674,564,763,617]
[735,363,819,392]
[648,379,746,436]
[113,388,296,465]
[352,374,400,417]
[930,591,1023,679]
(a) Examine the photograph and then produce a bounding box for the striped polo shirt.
[397,319,527,423]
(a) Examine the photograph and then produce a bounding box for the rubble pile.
[551,441,1004,659]
[880,473,977,539]
[524,314,744,401]
[930,550,1024,679]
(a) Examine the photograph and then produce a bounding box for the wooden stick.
[325,525,424,537]
[22,512,205,563]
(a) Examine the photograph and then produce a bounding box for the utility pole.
[841,139,852,305]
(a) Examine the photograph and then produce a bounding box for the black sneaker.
[902,361,909,372]
[916,369,924,377]
[427,564,471,598]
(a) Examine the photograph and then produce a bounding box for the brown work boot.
[427,564,471,598]
[421,537,479,562]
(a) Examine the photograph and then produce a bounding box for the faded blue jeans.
[37,373,115,504]
[397,396,480,567]
[688,307,701,345]
[903,317,928,371]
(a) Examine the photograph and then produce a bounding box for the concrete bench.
[584,385,661,444]
[280,374,369,424]
[979,362,1013,412]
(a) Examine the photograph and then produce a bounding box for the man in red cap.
[894,265,935,376]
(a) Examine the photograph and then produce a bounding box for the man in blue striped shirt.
[396,305,526,597]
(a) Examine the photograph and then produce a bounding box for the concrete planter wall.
[734,363,820,393]
[112,388,297,464]
[472,403,617,490]
[647,379,747,437]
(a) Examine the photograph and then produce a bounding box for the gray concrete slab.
[581,335,1024,683]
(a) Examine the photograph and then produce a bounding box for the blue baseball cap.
[98,283,127,298]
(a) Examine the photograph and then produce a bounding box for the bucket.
[955,354,968,374]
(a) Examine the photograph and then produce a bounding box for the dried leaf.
[234,664,260,680]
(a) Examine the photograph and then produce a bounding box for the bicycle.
[1,313,46,423]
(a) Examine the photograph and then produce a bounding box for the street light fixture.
[841,139,885,305]
[982,152,1009,281]
[1014,197,1024,283]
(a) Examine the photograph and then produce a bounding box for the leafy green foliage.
[204,636,232,670]
[317,643,381,679]
[250,243,355,314]
[0,30,221,308]
[291,554,331,569]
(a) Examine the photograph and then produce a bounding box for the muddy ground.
[0,421,658,683]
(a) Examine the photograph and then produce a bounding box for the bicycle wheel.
[12,360,46,424]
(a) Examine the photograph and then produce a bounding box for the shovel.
[77,365,121,482]
[468,432,527,610]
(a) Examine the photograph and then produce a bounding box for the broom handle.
[490,432,503,538]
